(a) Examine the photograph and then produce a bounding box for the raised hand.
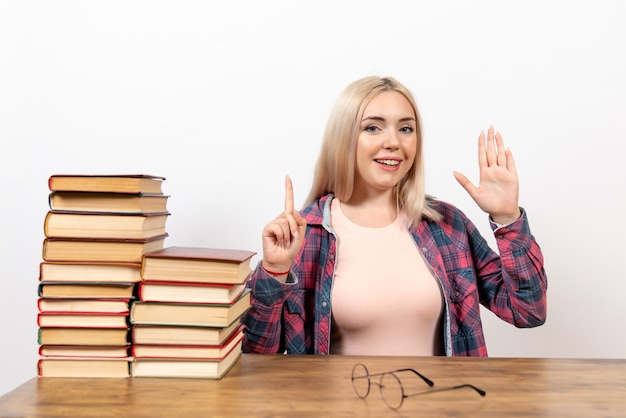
[453,126,522,225]
[261,175,307,279]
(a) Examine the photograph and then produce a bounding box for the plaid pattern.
[242,194,547,356]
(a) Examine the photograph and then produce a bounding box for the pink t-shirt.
[329,199,444,356]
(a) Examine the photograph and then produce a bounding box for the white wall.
[1,0,625,396]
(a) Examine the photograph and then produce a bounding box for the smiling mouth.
[375,159,400,167]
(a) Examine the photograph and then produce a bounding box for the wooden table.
[1,354,625,417]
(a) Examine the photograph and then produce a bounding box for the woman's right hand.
[261,175,307,279]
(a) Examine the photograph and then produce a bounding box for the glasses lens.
[351,363,371,398]
[380,372,404,410]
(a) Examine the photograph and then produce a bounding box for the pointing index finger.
[284,175,295,214]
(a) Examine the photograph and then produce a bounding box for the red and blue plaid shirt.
[242,194,547,356]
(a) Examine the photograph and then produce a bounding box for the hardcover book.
[39,345,130,358]
[48,192,169,214]
[38,327,130,346]
[39,261,143,283]
[141,246,256,284]
[129,289,251,327]
[137,280,247,304]
[44,211,169,239]
[131,326,244,359]
[131,320,242,346]
[37,298,131,314]
[37,312,130,328]
[38,282,135,299]
[38,357,131,378]
[130,341,242,379]
[48,174,165,194]
[42,234,168,263]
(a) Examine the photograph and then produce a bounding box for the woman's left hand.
[453,126,522,225]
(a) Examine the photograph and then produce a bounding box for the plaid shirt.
[242,194,547,356]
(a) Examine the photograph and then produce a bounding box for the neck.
[340,191,398,228]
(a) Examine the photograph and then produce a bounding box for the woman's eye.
[400,126,414,133]
[364,125,380,133]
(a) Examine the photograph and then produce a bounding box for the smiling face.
[352,90,418,199]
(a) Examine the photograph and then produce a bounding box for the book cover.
[141,246,256,284]
[48,192,169,214]
[131,326,244,359]
[37,312,130,328]
[44,211,170,239]
[37,298,131,314]
[130,341,242,379]
[131,319,242,346]
[38,327,130,346]
[48,174,165,194]
[129,289,251,327]
[39,261,143,283]
[38,357,131,378]
[39,345,130,358]
[137,280,247,304]
[42,233,168,263]
[38,282,135,299]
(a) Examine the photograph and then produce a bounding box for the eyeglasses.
[351,363,486,410]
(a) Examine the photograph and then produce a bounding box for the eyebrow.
[361,116,416,123]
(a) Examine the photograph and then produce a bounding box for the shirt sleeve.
[476,208,548,327]
[240,262,298,353]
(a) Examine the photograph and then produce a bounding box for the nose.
[383,129,400,150]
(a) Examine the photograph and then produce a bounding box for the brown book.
[130,342,242,379]
[48,192,169,214]
[39,261,142,283]
[130,289,251,327]
[38,327,130,345]
[44,211,170,239]
[131,327,245,359]
[39,345,130,358]
[38,282,135,299]
[37,312,129,328]
[42,234,168,263]
[137,280,247,304]
[141,246,256,284]
[38,357,131,378]
[38,298,130,314]
[131,320,242,346]
[48,174,165,194]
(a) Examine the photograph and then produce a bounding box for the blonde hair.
[304,76,441,224]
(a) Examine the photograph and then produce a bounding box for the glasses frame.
[351,363,486,410]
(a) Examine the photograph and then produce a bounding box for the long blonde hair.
[304,76,441,224]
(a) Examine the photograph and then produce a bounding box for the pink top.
[329,199,444,356]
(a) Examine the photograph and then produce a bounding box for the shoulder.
[423,197,475,235]
[300,193,333,225]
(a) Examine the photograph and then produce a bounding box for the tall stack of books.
[130,246,255,379]
[37,174,169,378]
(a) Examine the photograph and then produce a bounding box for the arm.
[241,175,307,353]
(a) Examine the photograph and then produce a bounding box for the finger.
[485,125,496,166]
[495,130,506,166]
[477,131,487,169]
[505,147,518,175]
[453,171,478,198]
[284,175,295,214]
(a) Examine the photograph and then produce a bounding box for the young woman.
[241,76,547,356]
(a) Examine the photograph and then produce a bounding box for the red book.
[131,326,245,359]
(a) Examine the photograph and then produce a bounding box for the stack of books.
[37,174,169,378]
[130,246,255,379]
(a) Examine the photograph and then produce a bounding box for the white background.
[1,0,625,396]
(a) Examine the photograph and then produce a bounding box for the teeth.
[376,159,399,166]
